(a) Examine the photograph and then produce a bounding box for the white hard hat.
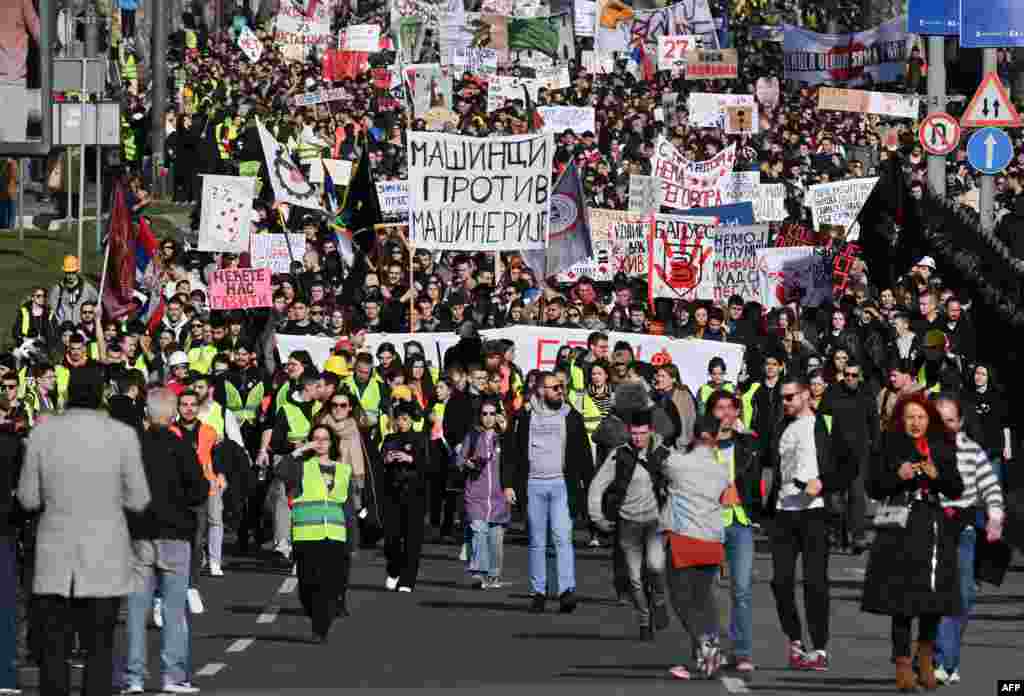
[169,351,189,368]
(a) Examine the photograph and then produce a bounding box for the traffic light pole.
[926,36,946,198]
[979,49,998,232]
[151,0,168,198]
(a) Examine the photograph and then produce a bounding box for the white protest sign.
[407,131,554,251]
[450,46,499,73]
[537,106,595,134]
[479,326,745,396]
[198,175,256,253]
[752,183,787,222]
[322,158,353,186]
[648,214,718,302]
[581,50,614,74]
[275,333,336,370]
[657,35,699,70]
[249,234,307,274]
[713,224,772,302]
[237,26,263,63]
[688,93,759,133]
[341,24,381,52]
[558,209,650,282]
[487,75,543,112]
[291,88,349,107]
[376,180,410,220]
[807,177,878,242]
[652,137,739,210]
[575,0,596,37]
[757,247,834,309]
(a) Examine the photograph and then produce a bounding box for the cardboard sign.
[684,49,738,79]
[209,268,272,310]
[725,105,754,134]
[657,34,699,70]
[817,87,920,119]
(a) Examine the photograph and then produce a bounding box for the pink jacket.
[0,0,40,83]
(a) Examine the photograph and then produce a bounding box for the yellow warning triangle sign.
[961,72,1021,128]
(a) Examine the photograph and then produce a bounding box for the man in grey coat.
[17,389,151,696]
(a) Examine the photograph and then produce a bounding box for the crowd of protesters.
[0,0,1021,693]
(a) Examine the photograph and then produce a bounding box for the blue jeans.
[468,520,504,578]
[119,539,191,688]
[935,524,977,673]
[725,523,754,658]
[527,478,576,595]
[0,538,16,689]
[0,200,14,230]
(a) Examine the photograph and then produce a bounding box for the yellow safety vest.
[185,29,197,49]
[290,457,351,543]
[718,446,750,527]
[224,381,244,412]
[187,344,216,375]
[122,116,138,162]
[55,365,70,407]
[740,383,760,430]
[201,401,225,440]
[698,382,735,414]
[342,375,383,421]
[569,390,602,439]
[282,402,322,443]
[19,306,51,338]
[917,366,941,394]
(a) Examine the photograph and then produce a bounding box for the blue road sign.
[967,127,1013,174]
[960,0,1024,48]
[909,0,959,35]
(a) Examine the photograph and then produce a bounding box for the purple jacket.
[457,429,510,525]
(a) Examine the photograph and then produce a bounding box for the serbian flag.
[135,215,159,281]
[101,181,139,320]
[631,42,655,82]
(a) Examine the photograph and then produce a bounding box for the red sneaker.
[798,651,830,672]
[788,641,806,670]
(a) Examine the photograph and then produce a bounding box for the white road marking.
[279,577,298,594]
[196,662,226,677]
[256,607,279,624]
[226,638,254,653]
[721,676,750,693]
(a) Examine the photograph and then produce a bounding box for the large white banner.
[274,0,332,56]
[197,175,256,253]
[652,137,742,210]
[407,131,554,251]
[537,106,595,134]
[249,234,307,275]
[783,16,910,86]
[807,177,878,242]
[756,247,834,309]
[817,87,920,119]
[753,183,787,222]
[648,214,718,302]
[341,24,381,52]
[479,326,745,395]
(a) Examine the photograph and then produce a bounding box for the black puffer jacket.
[127,426,210,541]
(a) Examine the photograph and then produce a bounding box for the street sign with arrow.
[967,127,1013,174]
[961,72,1022,128]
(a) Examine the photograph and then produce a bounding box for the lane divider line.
[279,578,298,594]
[226,638,254,653]
[256,607,280,624]
[196,662,226,677]
[721,676,750,693]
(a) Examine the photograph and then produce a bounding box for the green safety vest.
[201,401,225,440]
[569,360,585,393]
[230,380,265,425]
[342,375,383,421]
[122,116,137,162]
[290,457,351,543]
[740,383,760,430]
[569,391,602,439]
[282,402,321,443]
[55,365,70,407]
[698,382,735,415]
[224,381,244,412]
[719,446,751,527]
[293,134,322,164]
[19,306,52,338]
[185,29,197,49]
[239,161,261,178]
[917,366,941,394]
[121,52,137,83]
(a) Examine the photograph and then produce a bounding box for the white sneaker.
[209,562,223,577]
[948,671,961,684]
[934,666,950,684]
[187,588,205,615]
[458,543,468,561]
[162,682,200,694]
[0,689,24,695]
[153,597,164,628]
[385,576,399,591]
[119,687,143,695]
[291,563,297,576]
[398,586,412,593]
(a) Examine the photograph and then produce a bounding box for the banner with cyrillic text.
[407,131,554,251]
[757,246,834,309]
[537,106,595,134]
[249,234,306,275]
[783,17,910,86]
[807,177,878,242]
[209,268,272,310]
[817,87,920,119]
[713,224,772,302]
[648,214,718,302]
[557,208,651,282]
[652,137,741,210]
[376,180,410,220]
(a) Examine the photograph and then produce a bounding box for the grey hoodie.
[588,433,666,530]
[527,395,570,480]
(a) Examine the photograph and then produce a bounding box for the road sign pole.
[979,49,998,232]
[927,36,946,197]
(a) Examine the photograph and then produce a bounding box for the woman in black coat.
[861,392,964,692]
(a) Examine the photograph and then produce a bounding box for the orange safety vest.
[171,421,219,495]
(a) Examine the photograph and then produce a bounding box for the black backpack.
[601,447,638,523]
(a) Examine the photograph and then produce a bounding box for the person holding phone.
[278,425,352,643]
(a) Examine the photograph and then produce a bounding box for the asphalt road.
[15,529,1024,695]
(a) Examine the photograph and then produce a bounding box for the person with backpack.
[588,407,672,640]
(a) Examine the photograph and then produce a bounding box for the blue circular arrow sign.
[967,127,1013,175]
